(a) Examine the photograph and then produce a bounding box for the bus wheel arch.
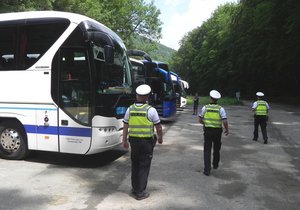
[0,119,29,160]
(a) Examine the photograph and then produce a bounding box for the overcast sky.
[152,0,238,50]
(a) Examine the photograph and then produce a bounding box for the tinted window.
[0,25,17,70]
[59,48,91,125]
[0,18,70,70]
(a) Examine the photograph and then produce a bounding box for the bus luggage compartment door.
[36,108,59,152]
[58,110,92,154]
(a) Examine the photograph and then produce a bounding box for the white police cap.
[136,84,151,95]
[210,90,221,99]
[256,92,264,97]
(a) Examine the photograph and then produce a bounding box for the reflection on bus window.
[94,44,132,94]
[59,49,91,124]
[0,19,69,70]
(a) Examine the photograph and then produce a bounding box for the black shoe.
[203,171,210,176]
[213,165,218,169]
[264,140,268,144]
[252,138,257,141]
[130,189,137,196]
[135,191,150,200]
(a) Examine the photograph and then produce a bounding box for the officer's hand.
[158,137,163,144]
[123,141,129,149]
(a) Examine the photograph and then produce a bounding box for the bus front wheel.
[0,121,29,160]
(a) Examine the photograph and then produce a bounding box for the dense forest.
[172,0,300,100]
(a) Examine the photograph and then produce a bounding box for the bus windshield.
[94,43,132,94]
[92,38,133,118]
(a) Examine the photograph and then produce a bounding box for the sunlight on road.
[272,122,300,125]
[190,145,203,151]
[187,123,202,126]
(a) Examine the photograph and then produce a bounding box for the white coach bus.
[179,79,189,108]
[0,11,134,159]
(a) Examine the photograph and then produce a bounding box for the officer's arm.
[122,123,129,148]
[198,106,205,124]
[223,119,229,136]
[252,102,257,112]
[199,117,204,125]
[155,123,163,144]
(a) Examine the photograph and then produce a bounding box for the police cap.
[136,84,151,96]
[256,92,264,97]
[210,90,221,99]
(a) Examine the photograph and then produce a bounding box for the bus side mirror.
[87,31,115,64]
[104,45,114,64]
[127,49,152,62]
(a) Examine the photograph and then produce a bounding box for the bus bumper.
[86,116,123,154]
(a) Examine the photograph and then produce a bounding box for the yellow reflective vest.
[128,104,154,138]
[255,100,268,116]
[204,104,222,128]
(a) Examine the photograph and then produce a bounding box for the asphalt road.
[0,102,300,210]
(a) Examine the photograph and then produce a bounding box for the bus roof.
[130,58,144,65]
[181,80,189,89]
[157,68,171,82]
[0,11,91,23]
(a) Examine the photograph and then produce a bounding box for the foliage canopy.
[172,0,300,100]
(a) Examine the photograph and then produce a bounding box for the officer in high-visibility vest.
[252,92,270,144]
[123,84,163,200]
[199,90,229,176]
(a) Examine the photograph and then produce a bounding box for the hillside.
[149,43,176,64]
[130,35,176,64]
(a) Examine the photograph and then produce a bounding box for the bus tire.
[0,120,29,160]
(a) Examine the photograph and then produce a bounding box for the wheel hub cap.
[1,129,21,152]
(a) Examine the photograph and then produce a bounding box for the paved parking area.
[0,103,299,210]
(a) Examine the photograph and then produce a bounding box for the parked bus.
[170,71,189,109]
[0,11,134,160]
[129,58,145,85]
[179,79,189,108]
[170,71,181,108]
[128,50,177,120]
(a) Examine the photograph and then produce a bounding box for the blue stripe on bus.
[24,125,92,137]
[0,107,57,111]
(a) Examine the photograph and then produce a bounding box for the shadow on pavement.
[24,148,128,168]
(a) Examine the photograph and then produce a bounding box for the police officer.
[252,92,270,144]
[198,90,229,176]
[122,84,163,200]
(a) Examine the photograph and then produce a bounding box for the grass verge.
[187,95,243,106]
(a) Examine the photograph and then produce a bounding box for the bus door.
[57,48,92,154]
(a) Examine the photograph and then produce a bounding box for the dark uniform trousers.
[203,127,222,173]
[253,115,268,141]
[129,137,156,194]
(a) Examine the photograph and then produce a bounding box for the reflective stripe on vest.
[255,100,268,116]
[128,104,154,138]
[204,104,222,128]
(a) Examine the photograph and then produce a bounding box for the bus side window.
[0,57,6,70]
[0,25,17,70]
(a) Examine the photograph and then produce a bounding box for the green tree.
[172,3,237,95]
[97,0,162,50]
[0,0,53,12]
[173,0,300,101]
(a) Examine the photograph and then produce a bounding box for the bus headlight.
[98,126,117,133]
